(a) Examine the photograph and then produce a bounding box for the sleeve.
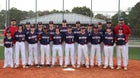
[3,38,6,46]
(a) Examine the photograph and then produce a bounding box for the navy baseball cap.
[68,25,72,28]
[26,22,30,25]
[93,26,98,29]
[18,24,23,27]
[11,18,16,21]
[6,30,11,33]
[49,21,54,24]
[88,24,94,26]
[81,26,86,29]
[76,21,80,24]
[98,22,102,25]
[62,19,67,23]
[30,25,35,28]
[106,21,111,24]
[119,18,124,21]
[38,22,42,25]
[55,25,59,29]
[43,25,48,29]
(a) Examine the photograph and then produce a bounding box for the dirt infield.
[0,59,140,78]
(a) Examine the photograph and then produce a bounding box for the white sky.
[0,0,139,14]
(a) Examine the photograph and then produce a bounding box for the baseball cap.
[93,26,98,29]
[119,27,123,30]
[106,21,111,24]
[18,24,23,27]
[49,21,54,24]
[68,25,72,28]
[98,22,102,25]
[43,25,48,29]
[6,30,11,33]
[38,22,42,25]
[81,26,86,29]
[11,18,16,21]
[62,19,67,23]
[26,22,30,25]
[119,18,124,21]
[55,25,59,29]
[30,25,35,28]
[76,21,80,24]
[88,24,94,26]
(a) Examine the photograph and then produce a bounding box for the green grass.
[0,46,140,60]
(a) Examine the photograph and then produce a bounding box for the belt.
[6,46,12,48]
[66,42,74,44]
[105,44,113,46]
[80,44,86,45]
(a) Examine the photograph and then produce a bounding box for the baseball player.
[3,30,14,68]
[114,18,131,66]
[97,22,105,65]
[115,27,127,70]
[27,25,39,68]
[60,20,68,56]
[64,25,75,68]
[103,28,114,69]
[39,25,51,67]
[36,22,44,64]
[73,21,85,66]
[48,21,55,55]
[24,22,31,66]
[77,26,89,68]
[51,26,64,67]
[4,19,18,64]
[105,21,114,34]
[14,24,26,68]
[90,26,102,68]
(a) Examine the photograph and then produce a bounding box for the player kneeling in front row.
[90,26,102,68]
[77,26,89,68]
[39,26,51,68]
[64,25,76,68]
[115,27,128,70]
[27,25,40,68]
[51,26,63,67]
[14,24,26,68]
[3,30,14,68]
[103,27,114,69]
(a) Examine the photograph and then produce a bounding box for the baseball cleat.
[35,64,40,68]
[110,66,114,69]
[82,64,86,67]
[116,66,121,69]
[3,66,7,68]
[86,65,89,68]
[47,64,51,68]
[63,65,68,68]
[22,65,26,68]
[59,65,63,68]
[72,65,76,68]
[14,65,19,68]
[124,67,128,70]
[103,66,108,69]
[77,65,80,68]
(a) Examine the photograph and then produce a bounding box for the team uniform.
[3,37,14,68]
[64,32,75,66]
[60,26,68,54]
[48,29,55,52]
[27,31,39,66]
[24,28,30,63]
[40,32,50,66]
[103,32,114,69]
[115,33,127,68]
[90,32,102,67]
[77,32,89,68]
[14,30,26,67]
[52,33,63,67]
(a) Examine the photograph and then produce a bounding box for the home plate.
[63,68,75,71]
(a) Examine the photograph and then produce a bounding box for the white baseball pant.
[104,45,114,67]
[116,45,127,67]
[4,47,13,67]
[90,44,101,66]
[65,43,75,65]
[88,43,91,53]
[37,42,40,62]
[25,41,29,63]
[40,44,50,65]
[28,43,38,65]
[52,45,63,66]
[125,43,129,65]
[15,42,26,66]
[77,44,89,66]
[100,42,104,64]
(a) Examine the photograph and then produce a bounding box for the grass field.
[0,46,140,60]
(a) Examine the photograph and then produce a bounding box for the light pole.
[7,0,10,26]
[90,0,93,23]
[62,0,64,20]
[5,0,8,27]
[35,0,38,26]
[118,0,120,20]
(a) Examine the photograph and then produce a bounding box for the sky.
[0,0,139,15]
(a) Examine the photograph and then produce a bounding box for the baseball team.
[3,18,131,70]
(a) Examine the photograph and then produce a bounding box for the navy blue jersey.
[90,32,102,44]
[27,32,38,44]
[52,33,63,45]
[98,29,105,36]
[36,29,43,41]
[115,34,126,45]
[4,37,13,48]
[103,33,114,46]
[48,29,55,41]
[86,30,93,42]
[77,33,88,45]
[23,29,30,41]
[60,27,68,36]
[40,32,50,45]
[14,31,26,42]
[65,32,75,44]
[73,28,81,42]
